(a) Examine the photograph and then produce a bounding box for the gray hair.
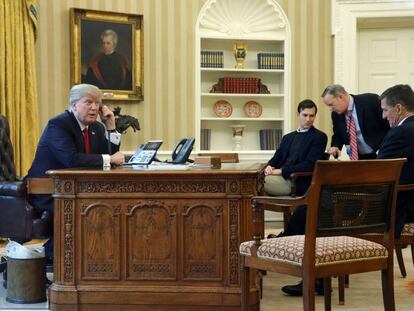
[321,84,348,98]
[68,84,102,110]
[101,29,118,47]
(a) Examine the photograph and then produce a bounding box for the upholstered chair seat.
[240,235,388,266]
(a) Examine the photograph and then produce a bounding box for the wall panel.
[36,0,333,153]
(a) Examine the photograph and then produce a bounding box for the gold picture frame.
[70,8,143,101]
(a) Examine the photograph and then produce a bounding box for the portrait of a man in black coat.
[83,29,132,90]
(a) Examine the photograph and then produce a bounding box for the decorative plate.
[213,100,233,118]
[243,101,262,117]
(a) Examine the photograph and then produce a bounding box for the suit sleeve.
[377,129,406,159]
[281,132,328,179]
[331,113,345,149]
[46,120,104,168]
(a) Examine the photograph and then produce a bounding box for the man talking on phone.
[26,83,125,264]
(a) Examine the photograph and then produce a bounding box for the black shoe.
[281,280,324,296]
[267,231,285,239]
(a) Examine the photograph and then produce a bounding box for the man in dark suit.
[264,99,327,196]
[26,84,125,260]
[377,84,414,238]
[322,84,389,159]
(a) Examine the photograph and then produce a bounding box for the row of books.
[223,77,259,94]
[257,52,284,69]
[200,129,211,150]
[200,51,224,68]
[259,129,283,150]
[200,51,284,70]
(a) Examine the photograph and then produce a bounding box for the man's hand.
[110,151,125,165]
[327,147,340,158]
[100,105,116,131]
[264,165,282,176]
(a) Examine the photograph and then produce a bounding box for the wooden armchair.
[240,159,405,311]
[265,152,331,231]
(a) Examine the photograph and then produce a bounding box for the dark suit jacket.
[331,93,389,153]
[26,110,120,213]
[377,115,414,237]
[267,126,327,195]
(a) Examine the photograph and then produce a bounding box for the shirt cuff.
[102,154,111,168]
[106,131,121,145]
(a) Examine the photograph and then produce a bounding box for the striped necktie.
[346,111,358,160]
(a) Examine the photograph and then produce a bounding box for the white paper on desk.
[129,164,190,170]
[147,164,190,170]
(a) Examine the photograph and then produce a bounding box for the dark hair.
[321,84,347,98]
[297,99,317,114]
[380,84,414,112]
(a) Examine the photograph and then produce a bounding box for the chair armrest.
[252,195,308,210]
[290,171,313,179]
[0,180,26,197]
[26,177,53,194]
[398,183,414,192]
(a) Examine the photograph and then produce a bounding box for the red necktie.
[83,128,90,154]
[346,112,358,160]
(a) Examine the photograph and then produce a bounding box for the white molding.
[332,0,414,92]
[198,0,286,38]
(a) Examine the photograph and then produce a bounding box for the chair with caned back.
[240,159,405,311]
[0,115,51,244]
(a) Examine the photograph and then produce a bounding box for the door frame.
[332,0,414,92]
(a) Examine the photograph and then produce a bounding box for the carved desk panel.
[48,163,263,311]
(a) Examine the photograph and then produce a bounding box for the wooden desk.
[47,163,264,310]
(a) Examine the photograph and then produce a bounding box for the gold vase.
[233,42,247,69]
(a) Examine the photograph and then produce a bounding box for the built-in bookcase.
[195,0,291,161]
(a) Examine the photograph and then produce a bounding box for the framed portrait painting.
[70,8,143,101]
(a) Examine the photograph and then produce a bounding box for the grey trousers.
[263,175,291,196]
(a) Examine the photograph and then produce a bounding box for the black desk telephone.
[127,140,163,165]
[126,137,194,166]
[169,137,195,164]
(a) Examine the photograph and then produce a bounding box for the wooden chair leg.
[395,244,407,277]
[257,270,267,299]
[323,277,332,311]
[302,277,316,311]
[338,275,345,305]
[345,274,349,288]
[241,263,250,311]
[381,268,395,311]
